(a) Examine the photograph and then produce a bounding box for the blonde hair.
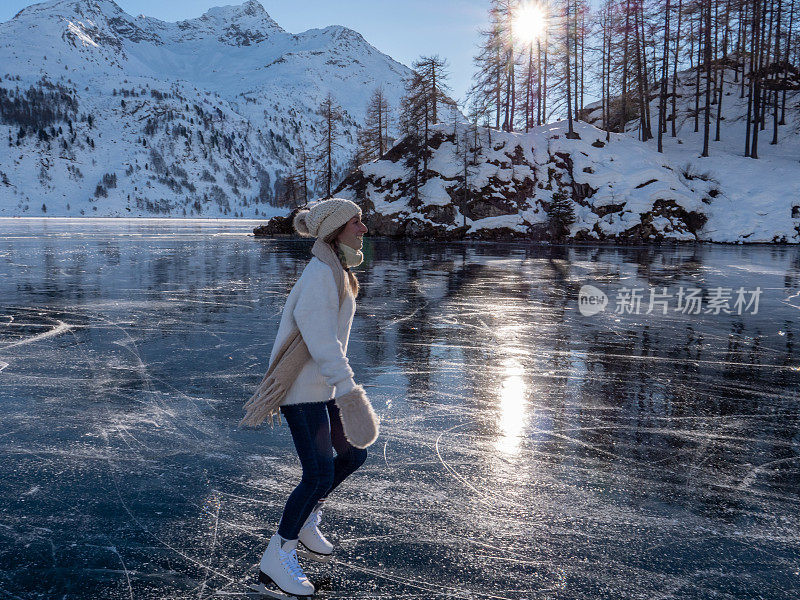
[324,224,360,298]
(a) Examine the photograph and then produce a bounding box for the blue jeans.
[277,398,368,540]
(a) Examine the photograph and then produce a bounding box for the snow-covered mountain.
[0,0,411,217]
[334,62,800,243]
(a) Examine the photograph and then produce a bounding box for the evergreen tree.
[278,171,300,208]
[412,55,452,126]
[470,1,513,130]
[453,121,481,229]
[358,86,391,163]
[547,191,577,239]
[314,93,344,198]
[295,141,310,205]
[399,71,428,204]
[400,56,454,192]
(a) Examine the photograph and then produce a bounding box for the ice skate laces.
[279,548,306,581]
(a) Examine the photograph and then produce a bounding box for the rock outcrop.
[323,121,717,242]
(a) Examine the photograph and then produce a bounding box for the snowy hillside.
[334,62,800,243]
[0,0,411,217]
[580,61,800,242]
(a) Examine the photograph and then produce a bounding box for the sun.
[513,3,547,43]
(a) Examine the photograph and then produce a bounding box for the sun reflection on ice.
[495,355,530,457]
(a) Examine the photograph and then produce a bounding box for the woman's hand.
[334,384,379,449]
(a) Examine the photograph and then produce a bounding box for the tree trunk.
[496,45,501,130]
[526,45,532,132]
[740,0,748,97]
[326,111,333,197]
[772,0,783,144]
[622,0,631,126]
[659,0,671,152]
[640,0,653,137]
[672,0,682,137]
[503,50,511,131]
[566,0,576,137]
[574,0,580,121]
[716,0,730,142]
[634,1,652,141]
[580,7,585,116]
[537,39,543,126]
[543,31,548,124]
[695,8,701,132]
[702,0,712,156]
[607,1,612,140]
[431,68,437,125]
[745,0,753,156]
[509,48,516,131]
[463,142,468,228]
[781,0,795,124]
[734,0,742,83]
[602,3,608,136]
[760,0,772,131]
[751,0,763,158]
[424,97,429,174]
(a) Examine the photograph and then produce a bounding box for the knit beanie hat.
[293,198,362,240]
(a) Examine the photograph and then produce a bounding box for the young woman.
[255,198,374,598]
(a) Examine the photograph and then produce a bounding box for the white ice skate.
[297,508,334,563]
[254,534,315,599]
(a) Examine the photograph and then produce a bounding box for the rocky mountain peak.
[10,0,127,22]
[178,1,284,45]
[5,1,285,47]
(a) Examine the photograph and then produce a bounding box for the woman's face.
[336,214,368,250]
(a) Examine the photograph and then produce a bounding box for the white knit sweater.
[268,257,357,406]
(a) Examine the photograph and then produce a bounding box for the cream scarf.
[240,238,350,427]
[338,242,363,268]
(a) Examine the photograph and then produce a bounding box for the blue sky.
[0,0,489,103]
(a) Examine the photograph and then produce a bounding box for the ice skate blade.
[296,546,333,564]
[249,583,305,600]
[254,571,314,599]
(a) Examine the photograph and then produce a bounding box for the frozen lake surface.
[0,218,799,599]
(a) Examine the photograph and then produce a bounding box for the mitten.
[335,384,379,449]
